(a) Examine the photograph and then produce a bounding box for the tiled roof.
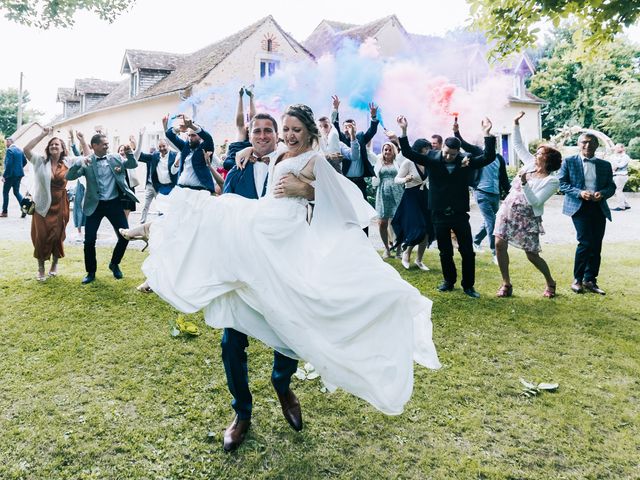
[89,79,131,111]
[304,15,406,57]
[74,78,120,96]
[138,15,313,101]
[121,49,186,74]
[56,87,79,102]
[53,16,314,123]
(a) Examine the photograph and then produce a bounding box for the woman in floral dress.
[494,112,563,298]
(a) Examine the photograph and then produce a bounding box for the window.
[260,60,278,78]
[130,71,139,97]
[267,39,273,52]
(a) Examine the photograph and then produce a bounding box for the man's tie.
[256,155,270,165]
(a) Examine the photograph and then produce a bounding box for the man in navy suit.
[136,137,178,223]
[220,112,313,453]
[2,137,27,218]
[165,115,215,193]
[559,133,616,295]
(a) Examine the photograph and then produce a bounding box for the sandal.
[496,284,513,297]
[543,283,556,298]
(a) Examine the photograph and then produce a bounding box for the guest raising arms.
[494,112,562,298]
[23,126,88,280]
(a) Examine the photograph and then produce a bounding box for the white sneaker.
[492,254,499,265]
[401,252,411,269]
[382,251,390,259]
[473,243,483,253]
[414,260,430,271]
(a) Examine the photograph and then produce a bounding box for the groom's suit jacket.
[223,161,268,199]
[66,152,138,216]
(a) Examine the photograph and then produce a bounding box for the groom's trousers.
[221,328,298,420]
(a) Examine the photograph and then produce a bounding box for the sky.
[0,0,473,120]
[1,0,639,122]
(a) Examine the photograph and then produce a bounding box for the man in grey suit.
[67,134,138,284]
[559,133,616,295]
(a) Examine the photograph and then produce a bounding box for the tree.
[596,78,640,145]
[527,25,640,140]
[1,0,133,29]
[469,0,640,59]
[0,88,42,138]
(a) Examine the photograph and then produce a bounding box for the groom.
[221,112,314,452]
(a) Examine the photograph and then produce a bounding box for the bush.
[627,137,640,159]
[625,160,640,192]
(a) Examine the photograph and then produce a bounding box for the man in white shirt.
[136,138,178,223]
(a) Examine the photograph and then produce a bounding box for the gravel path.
[1,181,637,251]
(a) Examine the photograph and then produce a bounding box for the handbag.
[20,193,36,215]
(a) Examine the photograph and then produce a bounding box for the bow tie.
[96,156,107,161]
[582,157,595,163]
[255,156,270,165]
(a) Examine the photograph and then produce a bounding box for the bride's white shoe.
[119,223,151,251]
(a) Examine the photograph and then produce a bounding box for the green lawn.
[0,241,638,479]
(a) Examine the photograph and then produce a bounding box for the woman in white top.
[23,127,86,280]
[494,112,563,298]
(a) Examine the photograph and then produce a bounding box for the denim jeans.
[473,190,500,253]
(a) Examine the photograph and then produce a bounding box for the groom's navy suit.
[220,149,298,421]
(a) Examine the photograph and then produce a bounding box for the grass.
[0,240,638,479]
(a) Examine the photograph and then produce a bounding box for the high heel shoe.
[496,284,513,297]
[543,283,556,298]
[119,223,151,251]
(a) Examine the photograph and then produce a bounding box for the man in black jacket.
[396,115,496,298]
[453,121,510,263]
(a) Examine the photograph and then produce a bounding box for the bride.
[137,104,440,415]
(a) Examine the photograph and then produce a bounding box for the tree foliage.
[528,26,640,143]
[0,88,42,138]
[0,0,132,29]
[469,0,640,60]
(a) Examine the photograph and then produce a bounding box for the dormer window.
[513,75,524,98]
[130,71,139,97]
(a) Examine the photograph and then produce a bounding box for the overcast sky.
[1,0,638,121]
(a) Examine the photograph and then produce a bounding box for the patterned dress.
[375,163,404,219]
[494,178,544,253]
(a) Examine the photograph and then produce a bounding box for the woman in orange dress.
[24,127,83,280]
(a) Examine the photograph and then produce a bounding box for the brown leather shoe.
[272,379,303,431]
[584,281,606,295]
[571,280,584,294]
[223,416,251,453]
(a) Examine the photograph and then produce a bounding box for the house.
[304,15,545,165]
[50,15,315,164]
[47,14,544,172]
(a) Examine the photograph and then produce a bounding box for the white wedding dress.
[142,150,440,415]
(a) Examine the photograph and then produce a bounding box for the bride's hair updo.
[283,104,320,148]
